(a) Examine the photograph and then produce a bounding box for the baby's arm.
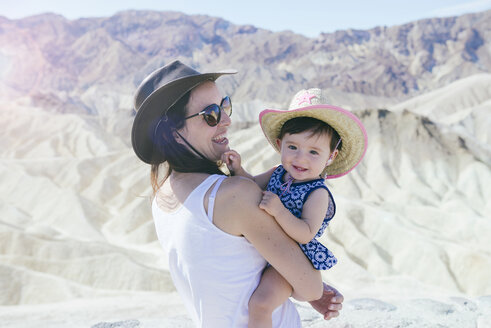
[259,188,330,244]
[222,150,253,179]
[222,150,276,190]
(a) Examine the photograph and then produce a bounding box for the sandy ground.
[0,74,490,327]
[0,288,490,327]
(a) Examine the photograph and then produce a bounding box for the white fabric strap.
[207,176,226,222]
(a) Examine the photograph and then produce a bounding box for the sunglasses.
[184,96,232,127]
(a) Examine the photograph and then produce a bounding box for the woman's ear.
[173,129,186,146]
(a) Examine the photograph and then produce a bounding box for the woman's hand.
[259,191,285,218]
[308,283,344,320]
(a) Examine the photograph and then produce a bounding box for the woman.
[131,60,343,327]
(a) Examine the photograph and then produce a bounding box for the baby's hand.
[221,150,242,175]
[259,191,284,218]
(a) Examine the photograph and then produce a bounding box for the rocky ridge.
[0,10,489,114]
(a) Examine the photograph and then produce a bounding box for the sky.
[1,0,491,37]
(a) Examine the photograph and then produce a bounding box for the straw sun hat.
[259,88,368,179]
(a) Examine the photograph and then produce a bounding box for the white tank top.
[152,174,301,328]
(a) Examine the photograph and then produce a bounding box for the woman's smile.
[212,133,229,145]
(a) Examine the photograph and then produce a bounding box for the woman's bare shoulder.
[221,175,261,193]
[211,175,265,236]
[218,176,263,209]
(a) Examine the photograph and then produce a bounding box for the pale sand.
[0,74,490,326]
[0,289,489,327]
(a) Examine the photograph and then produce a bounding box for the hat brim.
[259,105,367,178]
[131,70,236,164]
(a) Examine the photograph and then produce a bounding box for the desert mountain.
[0,9,490,115]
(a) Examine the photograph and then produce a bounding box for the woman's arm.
[260,188,330,244]
[214,177,323,301]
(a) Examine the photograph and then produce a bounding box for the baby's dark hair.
[278,117,342,152]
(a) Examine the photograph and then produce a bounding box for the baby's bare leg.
[248,266,292,328]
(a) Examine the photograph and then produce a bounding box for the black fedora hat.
[131,60,237,164]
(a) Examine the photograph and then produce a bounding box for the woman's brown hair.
[150,88,225,193]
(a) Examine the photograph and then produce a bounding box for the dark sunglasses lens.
[203,105,220,126]
[221,96,232,116]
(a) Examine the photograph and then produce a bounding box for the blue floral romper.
[266,165,337,270]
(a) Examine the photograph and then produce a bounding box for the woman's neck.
[169,170,210,185]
